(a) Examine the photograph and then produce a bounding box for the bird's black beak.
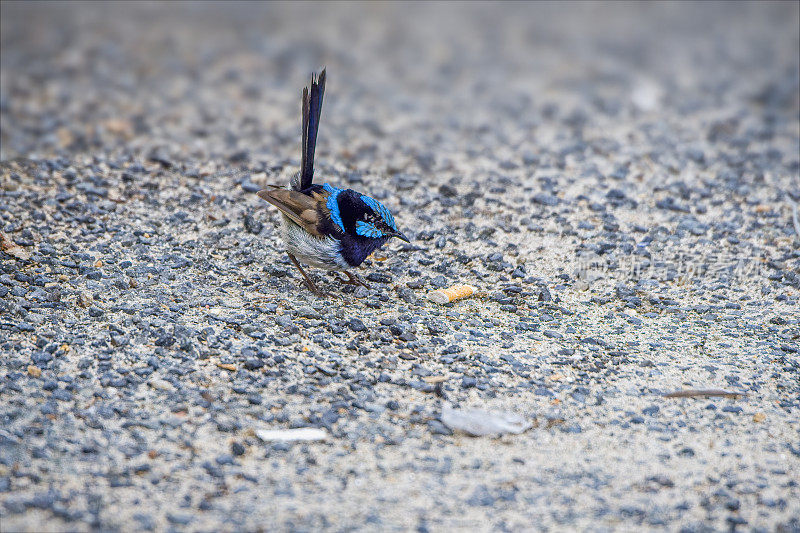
[393,231,410,243]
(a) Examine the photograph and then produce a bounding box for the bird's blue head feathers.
[321,184,398,239]
[356,195,397,237]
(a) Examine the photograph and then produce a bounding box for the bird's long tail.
[297,69,326,191]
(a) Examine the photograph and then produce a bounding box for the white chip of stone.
[148,378,174,391]
[441,403,532,436]
[255,428,329,442]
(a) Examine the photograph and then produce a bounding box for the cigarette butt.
[427,284,476,304]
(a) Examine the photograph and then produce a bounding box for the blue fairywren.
[258,69,409,296]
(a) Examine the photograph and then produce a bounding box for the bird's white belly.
[281,216,348,270]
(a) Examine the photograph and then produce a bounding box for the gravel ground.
[1,2,799,531]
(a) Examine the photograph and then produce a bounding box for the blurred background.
[2,1,798,183]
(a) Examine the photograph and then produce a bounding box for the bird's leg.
[337,270,370,288]
[288,253,331,297]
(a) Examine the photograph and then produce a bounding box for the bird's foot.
[335,271,370,288]
[301,278,334,298]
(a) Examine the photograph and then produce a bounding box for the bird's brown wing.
[257,189,323,237]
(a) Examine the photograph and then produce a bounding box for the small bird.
[258,69,408,296]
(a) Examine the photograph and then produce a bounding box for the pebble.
[347,318,366,332]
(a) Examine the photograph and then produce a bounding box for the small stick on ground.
[663,389,748,399]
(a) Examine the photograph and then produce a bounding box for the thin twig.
[663,389,748,399]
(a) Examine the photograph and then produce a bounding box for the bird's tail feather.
[298,68,326,191]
